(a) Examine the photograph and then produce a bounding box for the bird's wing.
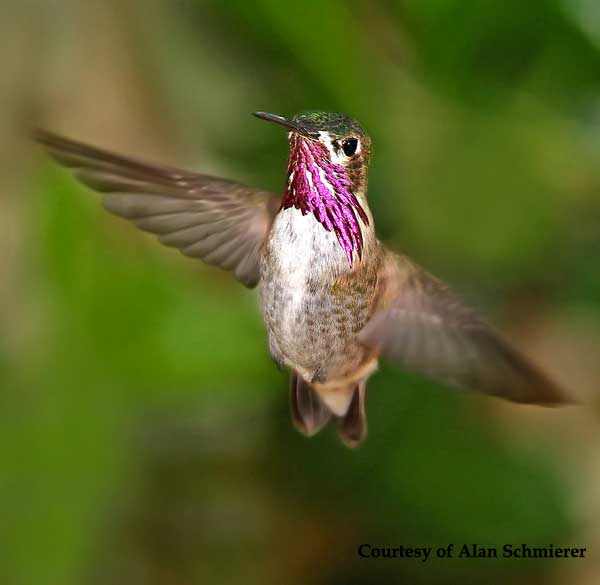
[358,252,571,404]
[36,130,281,288]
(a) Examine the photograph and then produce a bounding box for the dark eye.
[341,138,358,157]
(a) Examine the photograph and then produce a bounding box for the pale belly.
[260,209,375,384]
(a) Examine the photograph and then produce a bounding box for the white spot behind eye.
[325,134,361,164]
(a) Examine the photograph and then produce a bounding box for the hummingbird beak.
[253,112,319,139]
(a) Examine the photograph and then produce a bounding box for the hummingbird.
[36,111,570,447]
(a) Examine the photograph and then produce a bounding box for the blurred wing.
[36,130,281,287]
[358,254,570,404]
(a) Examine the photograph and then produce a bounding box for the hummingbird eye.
[341,138,358,157]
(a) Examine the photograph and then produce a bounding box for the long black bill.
[253,111,319,138]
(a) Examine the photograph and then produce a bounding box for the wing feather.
[36,130,281,287]
[358,253,571,404]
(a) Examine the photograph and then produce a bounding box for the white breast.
[259,208,349,374]
[266,207,347,282]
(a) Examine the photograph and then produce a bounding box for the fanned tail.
[289,373,368,448]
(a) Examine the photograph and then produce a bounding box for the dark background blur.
[3,1,600,584]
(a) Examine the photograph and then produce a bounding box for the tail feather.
[337,381,368,448]
[289,373,368,447]
[289,373,331,436]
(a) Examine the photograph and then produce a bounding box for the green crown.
[292,111,366,138]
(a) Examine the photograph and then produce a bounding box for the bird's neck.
[281,136,370,267]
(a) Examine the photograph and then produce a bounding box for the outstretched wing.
[36,130,281,287]
[358,253,571,404]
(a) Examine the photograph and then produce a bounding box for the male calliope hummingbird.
[36,111,572,447]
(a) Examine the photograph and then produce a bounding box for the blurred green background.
[3,1,600,584]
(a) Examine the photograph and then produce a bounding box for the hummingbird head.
[254,110,371,266]
[254,110,372,194]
